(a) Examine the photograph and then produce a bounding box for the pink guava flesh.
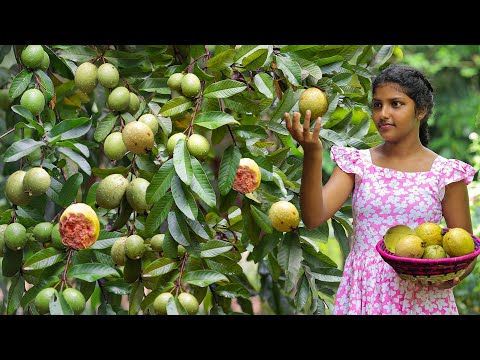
[233,166,259,194]
[60,213,96,250]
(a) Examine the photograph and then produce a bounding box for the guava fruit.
[62,288,86,315]
[138,113,159,135]
[394,234,426,258]
[422,244,447,259]
[128,92,140,115]
[51,223,66,250]
[4,170,31,206]
[123,257,142,283]
[167,73,184,91]
[59,203,100,250]
[125,177,152,214]
[108,86,130,111]
[0,224,7,257]
[125,234,145,260]
[166,132,187,156]
[187,133,210,161]
[0,88,13,110]
[4,222,27,250]
[415,222,444,247]
[442,228,475,257]
[178,292,199,315]
[153,292,174,315]
[111,237,127,266]
[232,158,261,194]
[20,88,45,116]
[95,174,129,209]
[383,224,416,253]
[150,234,165,252]
[268,200,300,232]
[23,167,51,196]
[21,45,45,69]
[121,121,155,155]
[298,88,328,121]
[74,62,98,93]
[35,287,58,315]
[39,51,50,71]
[33,222,54,243]
[97,63,119,89]
[103,131,128,161]
[180,73,201,98]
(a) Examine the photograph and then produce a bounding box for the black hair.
[372,64,434,146]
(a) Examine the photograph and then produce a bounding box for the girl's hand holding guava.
[284,110,323,154]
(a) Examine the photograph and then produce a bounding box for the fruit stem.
[60,248,75,292]
[12,45,23,72]
[175,252,188,297]
[0,127,16,140]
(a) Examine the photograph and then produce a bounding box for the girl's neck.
[380,140,425,159]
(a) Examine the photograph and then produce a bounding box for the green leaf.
[270,87,302,121]
[138,78,169,93]
[295,58,323,83]
[171,175,198,220]
[35,69,55,102]
[277,233,303,292]
[23,248,67,271]
[295,274,310,312]
[248,232,281,263]
[56,140,90,158]
[172,137,193,186]
[128,280,145,315]
[94,113,118,142]
[275,55,302,86]
[57,147,91,175]
[250,204,273,234]
[218,144,241,196]
[203,80,247,99]
[91,166,130,179]
[320,129,347,147]
[253,73,274,99]
[48,117,91,140]
[193,63,215,81]
[145,192,174,236]
[7,274,25,315]
[332,211,353,235]
[193,111,240,130]
[146,159,175,204]
[162,229,178,258]
[9,69,32,99]
[186,215,212,240]
[111,196,134,232]
[11,105,44,135]
[142,258,179,278]
[2,139,44,162]
[200,240,233,258]
[57,45,97,62]
[331,218,351,259]
[159,96,193,117]
[214,283,251,299]
[50,292,74,315]
[182,270,228,287]
[242,48,269,70]
[57,173,83,207]
[206,49,235,71]
[309,272,343,283]
[190,157,216,207]
[90,231,124,249]
[167,211,190,247]
[67,263,120,282]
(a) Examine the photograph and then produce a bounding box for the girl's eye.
[373,102,381,108]
[392,101,402,107]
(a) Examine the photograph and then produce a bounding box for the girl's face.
[372,83,423,143]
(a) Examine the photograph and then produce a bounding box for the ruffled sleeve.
[330,145,364,177]
[439,159,476,188]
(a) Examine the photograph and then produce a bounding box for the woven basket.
[376,229,480,285]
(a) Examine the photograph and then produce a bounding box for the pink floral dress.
[330,146,475,315]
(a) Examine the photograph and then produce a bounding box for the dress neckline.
[365,149,440,174]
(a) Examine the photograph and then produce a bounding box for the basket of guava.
[375,223,480,285]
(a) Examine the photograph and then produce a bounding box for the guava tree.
[0,45,397,315]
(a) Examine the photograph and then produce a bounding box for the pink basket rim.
[375,228,480,265]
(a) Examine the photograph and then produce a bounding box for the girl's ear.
[417,108,427,121]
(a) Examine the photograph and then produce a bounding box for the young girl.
[284,64,476,315]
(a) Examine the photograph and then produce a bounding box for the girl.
[284,64,476,315]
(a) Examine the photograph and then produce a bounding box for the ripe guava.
[121,121,155,155]
[187,133,210,161]
[298,88,328,121]
[74,62,98,94]
[97,63,119,89]
[422,245,447,259]
[59,203,100,250]
[394,235,426,258]
[268,200,300,232]
[20,88,45,116]
[232,158,261,194]
[415,222,444,247]
[95,174,129,209]
[383,224,416,253]
[442,228,474,257]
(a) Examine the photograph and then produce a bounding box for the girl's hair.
[372,64,434,146]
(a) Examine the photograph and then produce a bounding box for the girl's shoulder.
[433,155,476,186]
[330,146,368,176]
